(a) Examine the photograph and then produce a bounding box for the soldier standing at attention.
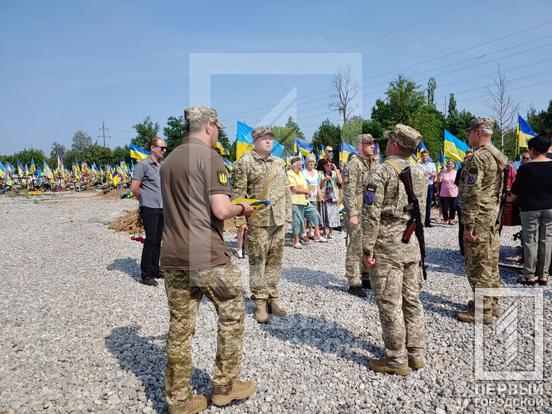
[233,126,292,324]
[343,133,376,297]
[362,124,427,376]
[456,117,507,324]
[160,107,256,414]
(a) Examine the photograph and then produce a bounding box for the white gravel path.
[0,192,550,413]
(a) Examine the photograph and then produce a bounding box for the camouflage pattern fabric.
[184,106,224,128]
[459,144,507,310]
[233,150,292,228]
[343,154,374,285]
[362,155,427,365]
[247,225,285,300]
[163,262,245,409]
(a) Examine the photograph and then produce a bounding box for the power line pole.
[98,121,110,147]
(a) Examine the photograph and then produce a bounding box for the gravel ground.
[1,192,550,414]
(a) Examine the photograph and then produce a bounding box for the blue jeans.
[425,184,433,226]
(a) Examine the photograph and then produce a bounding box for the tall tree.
[163,116,186,153]
[132,116,160,149]
[447,93,458,117]
[311,119,341,153]
[426,78,437,107]
[329,67,359,124]
[71,130,93,152]
[486,65,519,151]
[409,105,445,159]
[49,142,66,162]
[285,116,305,139]
[527,101,552,134]
[341,116,364,145]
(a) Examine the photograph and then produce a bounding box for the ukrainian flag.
[444,130,470,163]
[29,158,36,174]
[339,141,357,165]
[516,114,537,149]
[272,140,285,158]
[112,170,120,187]
[0,162,5,179]
[223,157,235,173]
[236,121,254,161]
[232,198,270,210]
[294,137,314,157]
[130,144,150,161]
[438,147,445,172]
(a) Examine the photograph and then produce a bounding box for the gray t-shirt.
[133,156,163,208]
[417,160,437,185]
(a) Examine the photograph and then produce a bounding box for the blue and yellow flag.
[29,158,36,175]
[223,157,235,173]
[215,141,229,156]
[271,140,285,158]
[438,147,445,172]
[236,121,255,161]
[232,198,270,210]
[294,137,313,157]
[5,161,15,174]
[339,141,357,166]
[130,144,150,161]
[112,170,120,187]
[0,162,6,179]
[444,130,470,163]
[16,160,24,176]
[516,114,537,149]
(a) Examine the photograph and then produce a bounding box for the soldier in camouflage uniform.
[457,117,507,324]
[161,107,256,413]
[233,126,292,324]
[362,124,427,376]
[343,134,376,297]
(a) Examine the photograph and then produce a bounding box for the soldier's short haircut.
[421,150,429,155]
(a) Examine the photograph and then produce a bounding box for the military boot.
[168,395,209,414]
[347,285,367,298]
[468,299,501,318]
[212,380,256,407]
[456,309,493,324]
[253,300,269,324]
[408,356,425,370]
[361,279,372,289]
[267,299,287,317]
[368,358,411,376]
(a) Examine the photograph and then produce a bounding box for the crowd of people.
[125,105,552,414]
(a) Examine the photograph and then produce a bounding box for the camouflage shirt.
[233,150,292,227]
[459,144,507,231]
[362,156,427,262]
[343,154,374,217]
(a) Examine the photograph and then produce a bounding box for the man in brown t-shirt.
[160,107,255,414]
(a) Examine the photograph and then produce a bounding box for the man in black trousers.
[131,136,167,286]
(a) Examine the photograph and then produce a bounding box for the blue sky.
[1,0,551,154]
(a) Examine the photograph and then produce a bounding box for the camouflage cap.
[384,124,421,151]
[251,125,274,140]
[356,133,374,145]
[184,106,224,129]
[467,117,494,134]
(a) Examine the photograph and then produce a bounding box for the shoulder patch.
[217,170,228,186]
[364,183,377,205]
[467,173,477,185]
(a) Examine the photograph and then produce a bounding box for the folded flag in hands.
[232,198,271,210]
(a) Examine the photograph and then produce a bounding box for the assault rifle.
[497,164,511,229]
[399,166,427,280]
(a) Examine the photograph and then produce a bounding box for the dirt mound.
[97,189,122,199]
[107,209,143,234]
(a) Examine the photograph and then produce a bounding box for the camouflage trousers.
[163,262,245,409]
[464,225,501,311]
[345,224,370,286]
[247,225,284,300]
[370,259,425,365]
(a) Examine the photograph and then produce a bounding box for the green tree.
[426,78,437,107]
[371,75,425,129]
[163,116,186,153]
[71,130,93,152]
[271,125,297,154]
[311,119,341,153]
[341,116,363,145]
[83,144,114,166]
[409,105,445,159]
[111,145,131,164]
[285,116,305,139]
[361,119,384,140]
[8,148,46,167]
[49,142,66,165]
[132,116,160,148]
[527,101,552,134]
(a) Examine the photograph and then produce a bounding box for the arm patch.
[364,183,377,205]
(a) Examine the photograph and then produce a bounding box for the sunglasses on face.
[522,157,529,160]
[154,145,167,151]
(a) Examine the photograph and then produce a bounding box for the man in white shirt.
[417,151,437,227]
